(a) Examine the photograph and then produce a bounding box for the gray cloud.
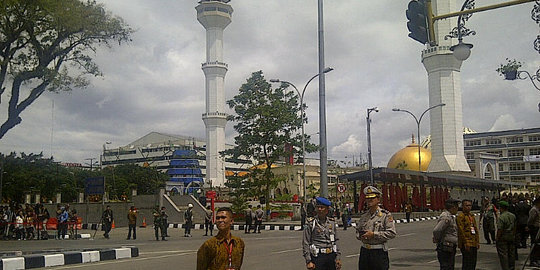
[1,0,538,169]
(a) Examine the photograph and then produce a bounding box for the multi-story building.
[464,127,540,186]
[101,132,250,193]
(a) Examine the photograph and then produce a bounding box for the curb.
[0,247,138,270]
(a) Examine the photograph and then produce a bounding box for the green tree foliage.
[0,0,133,139]
[225,70,308,211]
[1,152,166,203]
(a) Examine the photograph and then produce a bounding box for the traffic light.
[406,0,429,44]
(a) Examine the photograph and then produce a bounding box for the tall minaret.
[196,0,233,187]
[423,0,470,172]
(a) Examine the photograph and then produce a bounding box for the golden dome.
[387,135,431,172]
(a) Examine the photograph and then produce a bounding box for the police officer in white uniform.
[356,186,397,270]
[302,197,342,270]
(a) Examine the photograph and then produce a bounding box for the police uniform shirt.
[528,206,540,228]
[302,216,341,264]
[356,207,397,246]
[433,210,458,245]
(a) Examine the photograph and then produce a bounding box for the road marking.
[140,250,197,255]
[399,233,416,237]
[272,248,302,254]
[427,259,438,264]
[345,254,359,258]
[51,252,197,269]
[252,236,298,240]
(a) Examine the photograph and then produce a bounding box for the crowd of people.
[0,202,81,240]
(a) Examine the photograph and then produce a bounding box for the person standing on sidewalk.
[480,197,498,244]
[457,199,479,270]
[127,206,137,240]
[253,205,264,233]
[496,200,516,270]
[303,197,342,270]
[433,198,459,270]
[204,206,213,236]
[528,197,540,267]
[161,207,169,238]
[405,199,413,223]
[356,186,396,270]
[153,206,164,241]
[184,203,193,237]
[244,205,253,234]
[101,205,114,239]
[197,207,245,270]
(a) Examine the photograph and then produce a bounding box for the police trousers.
[313,253,337,270]
[460,247,477,270]
[358,247,389,270]
[436,245,456,270]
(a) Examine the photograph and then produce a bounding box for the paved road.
[0,219,535,269]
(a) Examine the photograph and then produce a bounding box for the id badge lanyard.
[224,240,234,269]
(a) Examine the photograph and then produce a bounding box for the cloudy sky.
[1,0,539,168]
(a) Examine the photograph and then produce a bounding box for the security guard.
[356,185,397,270]
[302,197,342,270]
[433,198,459,270]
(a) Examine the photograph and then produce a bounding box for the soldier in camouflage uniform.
[302,197,342,270]
[152,206,165,241]
[356,186,397,270]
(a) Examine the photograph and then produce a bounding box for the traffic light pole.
[425,0,535,45]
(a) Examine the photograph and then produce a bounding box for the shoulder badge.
[378,211,382,217]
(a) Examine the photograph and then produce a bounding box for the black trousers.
[184,221,192,235]
[127,224,136,239]
[482,220,496,244]
[313,253,337,270]
[531,227,540,263]
[245,219,252,233]
[461,247,477,270]
[436,246,456,270]
[358,247,389,270]
[205,221,213,235]
[253,219,262,233]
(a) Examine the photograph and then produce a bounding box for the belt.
[318,248,335,254]
[362,243,385,249]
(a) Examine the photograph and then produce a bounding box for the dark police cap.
[445,198,460,205]
[315,197,331,207]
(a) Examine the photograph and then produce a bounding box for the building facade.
[464,127,540,186]
[101,132,250,193]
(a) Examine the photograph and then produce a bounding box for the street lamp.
[393,103,445,211]
[270,67,334,202]
[392,103,446,172]
[366,107,379,185]
[445,0,476,61]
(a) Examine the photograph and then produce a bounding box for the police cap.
[315,197,331,207]
[364,185,382,199]
[498,200,510,208]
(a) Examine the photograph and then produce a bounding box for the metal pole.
[367,110,374,185]
[318,0,328,198]
[0,157,3,203]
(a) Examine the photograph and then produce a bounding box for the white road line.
[399,233,416,237]
[140,250,197,255]
[345,254,359,258]
[427,259,438,264]
[51,252,197,269]
[272,248,302,254]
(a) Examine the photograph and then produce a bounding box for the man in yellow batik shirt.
[197,207,245,270]
[457,199,480,270]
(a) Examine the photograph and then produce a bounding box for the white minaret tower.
[196,0,233,187]
[423,0,470,172]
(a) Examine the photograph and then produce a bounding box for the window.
[531,176,540,182]
[509,163,525,171]
[499,163,504,172]
[508,137,523,143]
[532,163,540,170]
[465,140,481,147]
[486,139,501,145]
[529,135,540,141]
[466,152,475,159]
[508,149,524,157]
[486,150,502,157]
[530,148,540,155]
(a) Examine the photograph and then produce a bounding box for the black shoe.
[156,238,159,241]
[126,238,130,240]
[162,238,167,241]
[204,234,207,236]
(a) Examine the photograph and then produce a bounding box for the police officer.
[433,198,459,270]
[302,197,342,270]
[356,186,396,270]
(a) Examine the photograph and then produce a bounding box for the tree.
[225,70,310,213]
[0,0,133,139]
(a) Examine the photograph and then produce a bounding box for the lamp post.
[393,103,445,211]
[392,103,446,172]
[270,67,334,202]
[366,107,379,185]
